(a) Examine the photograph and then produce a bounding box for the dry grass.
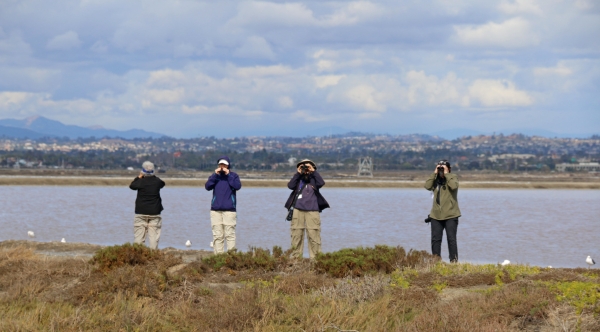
[0,244,599,331]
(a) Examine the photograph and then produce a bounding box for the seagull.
[586,256,595,268]
[185,240,191,247]
[27,231,35,238]
[501,260,510,266]
[61,238,66,243]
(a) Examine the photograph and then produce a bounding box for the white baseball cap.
[217,159,229,165]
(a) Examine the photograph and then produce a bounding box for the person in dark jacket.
[129,161,165,249]
[285,159,329,259]
[424,160,461,262]
[205,156,242,254]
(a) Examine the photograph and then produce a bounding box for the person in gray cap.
[129,161,165,249]
[284,159,330,259]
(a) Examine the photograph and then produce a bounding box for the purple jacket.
[285,171,330,212]
[204,156,242,211]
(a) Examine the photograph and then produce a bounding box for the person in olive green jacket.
[424,160,461,262]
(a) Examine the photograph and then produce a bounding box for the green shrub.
[202,246,292,271]
[91,243,164,272]
[314,245,432,278]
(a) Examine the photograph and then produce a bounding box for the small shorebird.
[586,256,595,269]
[61,238,66,243]
[27,231,35,238]
[501,260,510,266]
[185,240,191,247]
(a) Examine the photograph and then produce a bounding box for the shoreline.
[0,175,598,189]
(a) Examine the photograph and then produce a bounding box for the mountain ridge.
[0,116,165,140]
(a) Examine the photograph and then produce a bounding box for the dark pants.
[431,217,459,262]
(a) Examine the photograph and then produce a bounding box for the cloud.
[233,36,276,60]
[46,31,82,50]
[533,64,573,77]
[467,80,533,107]
[498,0,542,15]
[453,17,540,48]
[292,110,330,122]
[314,75,345,88]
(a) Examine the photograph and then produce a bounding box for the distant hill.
[0,116,165,139]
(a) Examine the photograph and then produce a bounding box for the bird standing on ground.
[61,238,66,243]
[185,240,191,247]
[586,256,595,268]
[501,260,510,266]
[27,231,35,238]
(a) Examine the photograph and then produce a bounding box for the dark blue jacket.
[204,156,242,211]
[285,171,330,212]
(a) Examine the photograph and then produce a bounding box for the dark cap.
[437,160,451,167]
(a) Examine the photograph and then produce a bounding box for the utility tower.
[357,157,373,177]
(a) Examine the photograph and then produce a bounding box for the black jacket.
[285,171,330,212]
[129,176,165,215]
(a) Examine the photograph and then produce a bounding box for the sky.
[0,0,598,138]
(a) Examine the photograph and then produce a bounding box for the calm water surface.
[0,186,598,268]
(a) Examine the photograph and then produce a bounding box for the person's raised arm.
[312,171,325,189]
[424,172,436,191]
[205,173,218,191]
[228,173,242,190]
[129,176,142,190]
[446,173,459,190]
[287,172,301,190]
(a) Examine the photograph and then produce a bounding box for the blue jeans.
[431,217,458,262]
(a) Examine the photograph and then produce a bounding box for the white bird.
[547,266,552,269]
[27,231,35,238]
[501,260,510,266]
[61,238,66,243]
[586,256,595,268]
[185,240,191,247]
[209,241,214,248]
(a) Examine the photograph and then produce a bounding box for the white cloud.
[46,31,82,50]
[292,110,329,122]
[321,1,385,27]
[453,17,540,48]
[467,80,533,107]
[314,75,345,88]
[278,96,294,108]
[405,71,463,106]
[533,64,573,77]
[498,0,542,15]
[233,36,276,60]
[345,84,386,112]
[0,30,33,60]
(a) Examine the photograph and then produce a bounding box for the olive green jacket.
[424,172,461,220]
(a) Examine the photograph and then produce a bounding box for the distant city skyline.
[0,1,598,138]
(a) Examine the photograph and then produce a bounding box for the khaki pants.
[290,210,321,259]
[210,211,237,254]
[134,214,162,249]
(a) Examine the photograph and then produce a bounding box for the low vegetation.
[0,243,598,331]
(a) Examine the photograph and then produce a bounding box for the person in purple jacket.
[205,156,242,254]
[284,159,330,259]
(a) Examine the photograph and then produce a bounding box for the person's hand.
[215,168,222,175]
[138,172,144,179]
[297,165,303,174]
[222,168,230,175]
[306,164,315,173]
[442,165,449,174]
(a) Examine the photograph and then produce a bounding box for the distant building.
[555,162,600,172]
